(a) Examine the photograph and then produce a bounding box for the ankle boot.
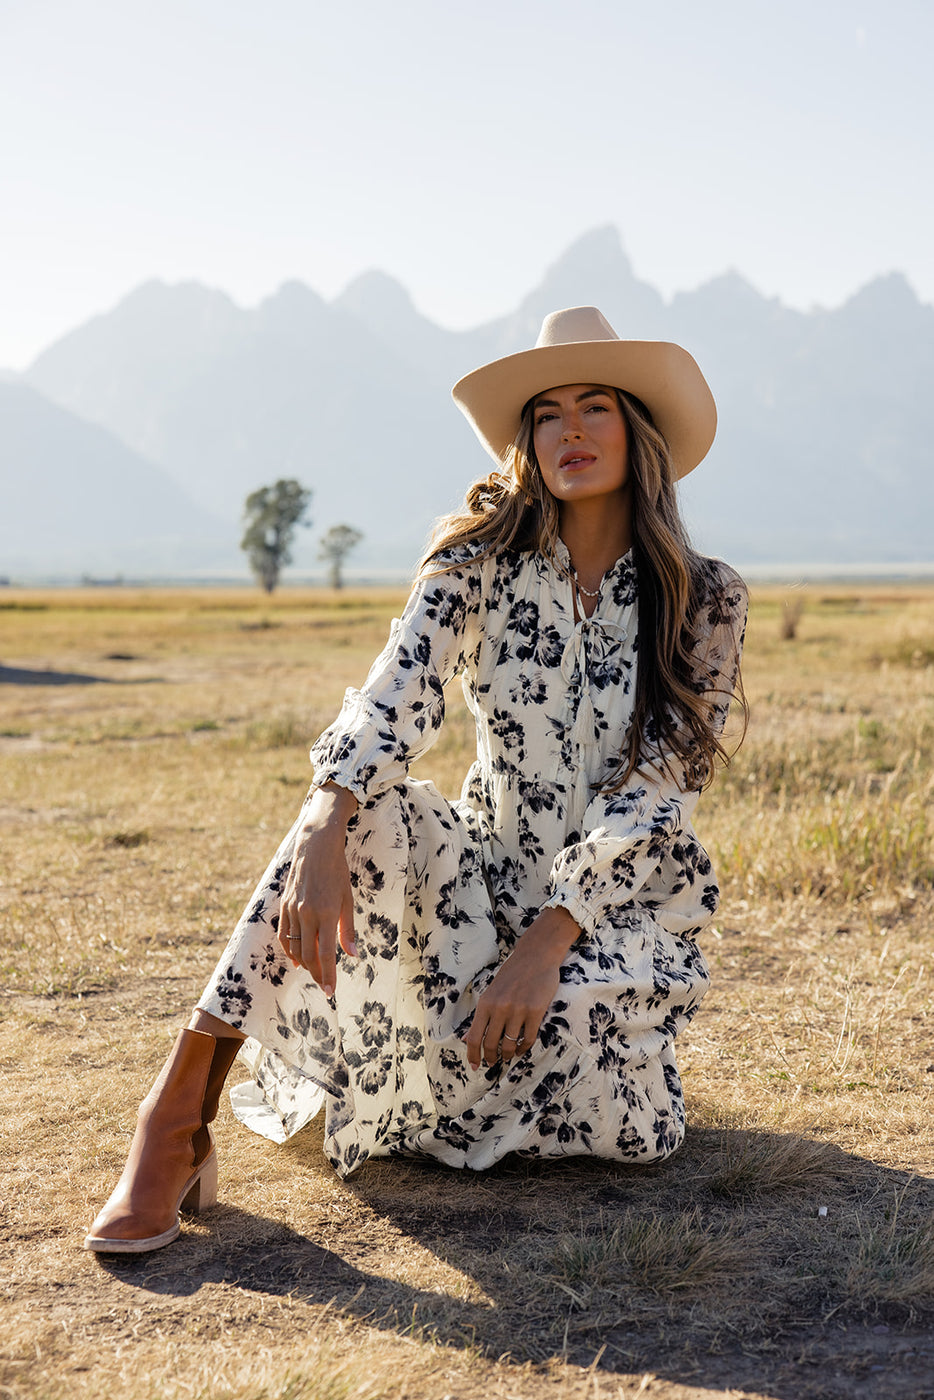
[84,1027,243,1253]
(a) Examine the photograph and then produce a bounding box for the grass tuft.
[845,1184,934,1305]
[705,1130,837,1198]
[619,1209,747,1293]
[550,1208,745,1299]
[106,829,150,848]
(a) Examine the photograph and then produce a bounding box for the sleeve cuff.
[307,767,372,805]
[540,885,599,940]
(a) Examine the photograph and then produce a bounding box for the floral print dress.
[198,541,747,1177]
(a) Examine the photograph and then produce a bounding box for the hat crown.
[535,305,620,349]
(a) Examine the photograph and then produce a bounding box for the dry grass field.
[1,582,932,1400]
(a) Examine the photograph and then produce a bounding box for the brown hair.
[419,388,745,791]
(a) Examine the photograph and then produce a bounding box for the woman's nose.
[561,419,582,440]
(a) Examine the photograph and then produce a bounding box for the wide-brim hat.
[451,306,716,479]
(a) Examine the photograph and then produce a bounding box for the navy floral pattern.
[199,541,746,1177]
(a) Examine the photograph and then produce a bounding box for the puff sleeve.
[542,565,748,937]
[309,552,483,803]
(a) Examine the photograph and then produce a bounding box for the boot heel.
[182,1151,218,1213]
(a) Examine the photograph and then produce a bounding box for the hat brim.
[451,339,716,479]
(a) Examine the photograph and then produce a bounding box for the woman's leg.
[85,816,303,1253]
[84,1020,244,1254]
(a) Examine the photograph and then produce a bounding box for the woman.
[85,306,747,1253]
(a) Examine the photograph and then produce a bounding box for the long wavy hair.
[419,388,745,791]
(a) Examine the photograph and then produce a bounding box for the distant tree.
[241,479,312,593]
[319,524,363,589]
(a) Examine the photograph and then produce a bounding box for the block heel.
[181,1146,218,1213]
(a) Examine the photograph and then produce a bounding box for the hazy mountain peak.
[338,269,418,320]
[260,279,326,317]
[840,270,929,322]
[548,224,633,277]
[669,271,795,337]
[27,277,244,381]
[503,223,664,347]
[119,277,236,310]
[335,268,459,382]
[693,269,773,304]
[528,224,637,309]
[105,279,243,338]
[252,280,331,347]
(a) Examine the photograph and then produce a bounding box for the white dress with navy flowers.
[198,542,747,1177]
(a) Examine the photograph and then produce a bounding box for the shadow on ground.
[93,1129,934,1400]
[0,664,116,685]
[0,664,164,685]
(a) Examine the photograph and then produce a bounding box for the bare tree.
[319,524,363,589]
[241,479,312,593]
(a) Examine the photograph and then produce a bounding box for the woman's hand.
[278,783,359,997]
[463,907,580,1069]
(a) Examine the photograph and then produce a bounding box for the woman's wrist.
[302,781,359,833]
[522,906,581,964]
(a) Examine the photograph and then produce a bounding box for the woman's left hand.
[463,906,580,1070]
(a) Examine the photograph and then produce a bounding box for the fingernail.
[347,943,358,957]
[323,983,334,998]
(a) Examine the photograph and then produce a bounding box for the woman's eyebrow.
[534,388,613,409]
[575,388,613,403]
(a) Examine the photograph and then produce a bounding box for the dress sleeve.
[309,551,483,803]
[542,564,748,936]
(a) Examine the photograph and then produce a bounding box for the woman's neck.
[559,494,632,596]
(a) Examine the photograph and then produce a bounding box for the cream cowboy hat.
[451,305,716,479]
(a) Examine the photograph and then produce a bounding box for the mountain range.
[4,225,933,578]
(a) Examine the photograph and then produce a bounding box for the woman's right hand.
[278,782,359,998]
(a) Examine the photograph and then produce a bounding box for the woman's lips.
[559,452,596,471]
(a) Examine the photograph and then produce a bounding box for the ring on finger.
[501,1033,521,1043]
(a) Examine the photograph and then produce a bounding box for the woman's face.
[531,384,629,506]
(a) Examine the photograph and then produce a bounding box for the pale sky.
[1,0,930,370]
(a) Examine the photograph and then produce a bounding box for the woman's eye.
[586,403,608,414]
[535,412,556,425]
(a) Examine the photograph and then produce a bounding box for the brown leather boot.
[84,1028,243,1253]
